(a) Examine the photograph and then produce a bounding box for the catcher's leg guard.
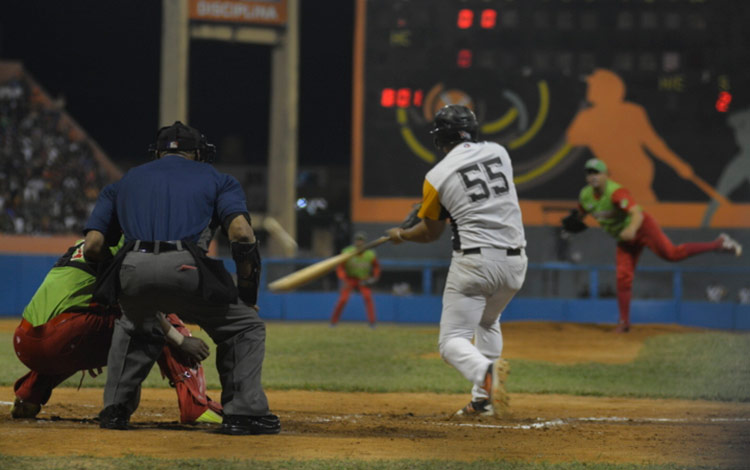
[157,314,223,424]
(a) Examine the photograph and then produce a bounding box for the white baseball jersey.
[417,141,526,251]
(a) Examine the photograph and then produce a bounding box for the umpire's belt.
[460,247,522,256]
[133,240,184,254]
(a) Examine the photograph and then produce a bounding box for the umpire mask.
[148,121,217,163]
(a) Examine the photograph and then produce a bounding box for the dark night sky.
[0,0,355,169]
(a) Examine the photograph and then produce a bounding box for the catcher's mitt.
[399,203,422,229]
[561,209,587,233]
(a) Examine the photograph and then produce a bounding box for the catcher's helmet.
[149,121,216,163]
[430,105,479,150]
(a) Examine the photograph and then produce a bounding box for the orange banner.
[0,234,80,255]
[352,196,750,229]
[189,0,287,26]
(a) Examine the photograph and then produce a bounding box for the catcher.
[330,232,381,328]
[563,158,743,333]
[11,238,222,424]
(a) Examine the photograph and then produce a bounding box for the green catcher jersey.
[22,238,123,327]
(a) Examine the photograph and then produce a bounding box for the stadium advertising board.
[189,0,287,26]
[352,0,750,227]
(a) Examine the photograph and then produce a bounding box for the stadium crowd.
[0,76,107,234]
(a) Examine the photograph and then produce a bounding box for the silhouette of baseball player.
[702,107,750,226]
[566,69,696,204]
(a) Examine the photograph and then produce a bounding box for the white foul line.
[434,416,750,430]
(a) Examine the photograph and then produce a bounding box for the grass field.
[1,320,749,469]
[2,322,748,401]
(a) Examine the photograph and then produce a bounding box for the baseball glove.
[399,203,422,229]
[561,209,587,234]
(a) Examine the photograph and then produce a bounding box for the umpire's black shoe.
[220,413,281,435]
[98,404,130,430]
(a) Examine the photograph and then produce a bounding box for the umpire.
[83,121,279,435]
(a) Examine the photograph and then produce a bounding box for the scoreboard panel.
[351,0,750,227]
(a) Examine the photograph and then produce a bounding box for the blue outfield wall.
[0,254,59,316]
[1,253,749,330]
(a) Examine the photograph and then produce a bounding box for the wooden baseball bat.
[267,236,391,293]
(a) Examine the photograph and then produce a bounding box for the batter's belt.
[458,247,522,256]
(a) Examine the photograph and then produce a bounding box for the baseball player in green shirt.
[11,238,222,423]
[330,232,381,327]
[564,158,742,333]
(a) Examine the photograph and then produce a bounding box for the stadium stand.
[0,61,120,235]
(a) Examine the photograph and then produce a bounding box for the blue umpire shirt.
[85,154,248,243]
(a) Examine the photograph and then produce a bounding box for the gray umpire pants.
[103,249,270,417]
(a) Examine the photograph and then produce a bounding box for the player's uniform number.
[457,157,509,202]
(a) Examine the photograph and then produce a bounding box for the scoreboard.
[351,0,750,227]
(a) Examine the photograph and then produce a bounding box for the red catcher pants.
[330,279,376,325]
[615,213,721,326]
[13,312,220,423]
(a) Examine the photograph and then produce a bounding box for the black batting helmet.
[149,121,216,163]
[430,105,479,150]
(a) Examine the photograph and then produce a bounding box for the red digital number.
[397,88,412,108]
[457,9,473,29]
[715,91,732,112]
[457,49,473,68]
[381,88,395,107]
[381,88,425,108]
[413,89,424,107]
[481,9,497,29]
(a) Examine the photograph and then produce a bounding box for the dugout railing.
[1,254,748,330]
[258,258,750,330]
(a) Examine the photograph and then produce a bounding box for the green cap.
[584,158,607,173]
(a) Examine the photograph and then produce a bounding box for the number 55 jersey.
[417,141,526,251]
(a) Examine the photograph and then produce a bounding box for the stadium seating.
[0,62,117,235]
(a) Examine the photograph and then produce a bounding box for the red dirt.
[1,321,748,467]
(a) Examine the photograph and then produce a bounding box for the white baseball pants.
[438,247,527,400]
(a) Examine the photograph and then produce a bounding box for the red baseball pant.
[330,279,376,325]
[615,213,721,325]
[13,311,220,422]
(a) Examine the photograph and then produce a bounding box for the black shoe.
[99,404,130,430]
[220,413,281,435]
[455,398,493,417]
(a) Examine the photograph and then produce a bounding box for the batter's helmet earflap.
[148,121,216,163]
[430,105,479,150]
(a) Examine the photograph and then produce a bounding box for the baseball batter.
[11,238,222,423]
[564,158,743,333]
[386,105,527,417]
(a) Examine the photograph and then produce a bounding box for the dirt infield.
[1,321,749,467]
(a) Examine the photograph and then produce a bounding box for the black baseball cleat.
[98,404,131,430]
[220,413,281,435]
[454,398,494,417]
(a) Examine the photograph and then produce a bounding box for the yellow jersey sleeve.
[417,179,442,220]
